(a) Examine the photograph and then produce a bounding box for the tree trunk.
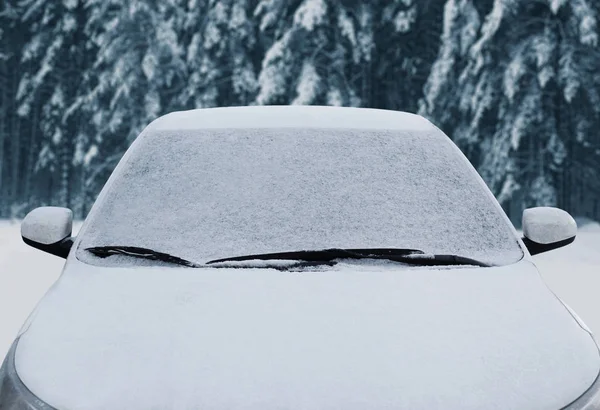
[58,136,73,209]
[0,61,7,216]
[9,68,21,216]
[23,103,39,209]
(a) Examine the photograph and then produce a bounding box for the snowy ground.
[0,219,599,359]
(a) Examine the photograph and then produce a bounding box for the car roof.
[146,105,437,133]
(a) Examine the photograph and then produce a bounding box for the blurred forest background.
[1,0,599,224]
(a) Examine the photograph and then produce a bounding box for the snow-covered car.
[1,106,598,410]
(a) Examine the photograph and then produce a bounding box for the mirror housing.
[21,207,74,258]
[522,207,577,255]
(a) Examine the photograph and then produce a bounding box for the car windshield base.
[86,246,490,269]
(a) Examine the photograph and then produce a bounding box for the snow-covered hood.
[15,259,600,410]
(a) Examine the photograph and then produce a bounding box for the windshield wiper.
[87,246,491,269]
[398,253,491,267]
[206,248,424,264]
[206,248,491,268]
[86,246,202,268]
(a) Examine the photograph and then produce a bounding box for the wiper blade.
[208,260,338,271]
[400,253,491,267]
[86,246,201,268]
[206,248,424,264]
[206,248,491,268]
[86,247,490,269]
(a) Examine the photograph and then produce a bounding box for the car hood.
[15,259,600,410]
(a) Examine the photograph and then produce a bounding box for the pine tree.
[254,0,444,109]
[70,0,187,213]
[0,1,35,217]
[420,0,600,219]
[3,0,598,221]
[81,0,186,143]
[254,0,366,106]
[0,0,21,215]
[68,0,263,214]
[177,0,259,108]
[372,0,445,111]
[14,0,90,213]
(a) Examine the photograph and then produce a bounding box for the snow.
[326,88,344,106]
[83,145,98,166]
[550,0,567,14]
[254,0,284,32]
[20,207,73,245]
[150,106,435,131]
[255,37,291,105]
[532,219,600,339]
[503,51,526,102]
[291,62,321,105]
[12,257,600,410]
[77,126,522,266]
[1,220,600,408]
[571,0,598,46]
[0,221,82,359]
[561,49,581,103]
[522,207,577,244]
[293,0,327,31]
[393,8,417,33]
[337,9,356,47]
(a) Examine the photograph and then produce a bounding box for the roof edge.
[146,106,436,132]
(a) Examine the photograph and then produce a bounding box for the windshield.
[77,127,523,266]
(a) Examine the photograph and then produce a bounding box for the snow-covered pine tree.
[372,0,445,112]
[72,0,187,212]
[418,0,485,152]
[254,0,444,109]
[82,0,188,144]
[0,0,21,215]
[177,0,259,109]
[16,0,90,213]
[254,0,368,106]
[420,0,600,220]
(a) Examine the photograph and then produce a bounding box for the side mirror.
[522,207,577,255]
[21,207,74,258]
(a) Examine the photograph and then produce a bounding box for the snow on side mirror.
[522,207,577,255]
[21,207,74,258]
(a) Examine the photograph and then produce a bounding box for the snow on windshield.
[78,128,523,266]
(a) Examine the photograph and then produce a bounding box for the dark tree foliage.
[420,0,600,222]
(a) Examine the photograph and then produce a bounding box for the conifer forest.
[1,0,599,224]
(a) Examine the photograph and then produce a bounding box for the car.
[1,106,598,410]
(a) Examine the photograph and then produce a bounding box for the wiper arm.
[86,246,202,268]
[206,248,425,264]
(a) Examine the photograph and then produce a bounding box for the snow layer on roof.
[148,106,435,131]
[78,127,522,266]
